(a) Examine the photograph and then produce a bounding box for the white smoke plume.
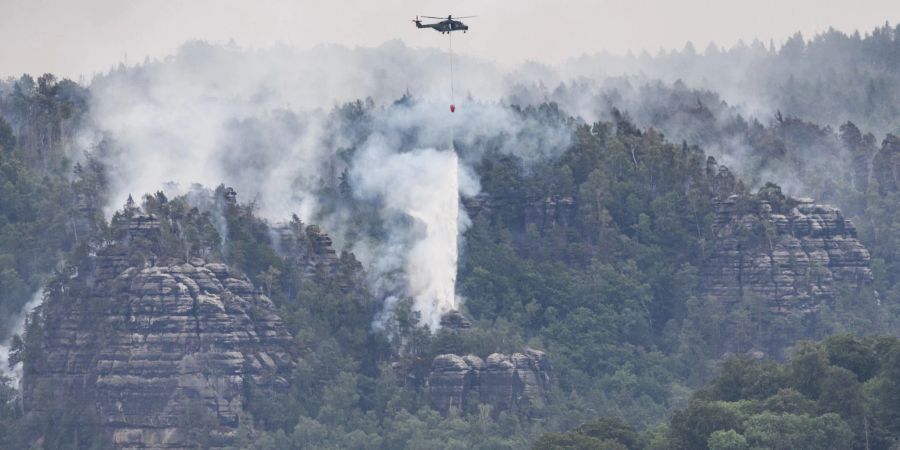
[353,145,478,329]
[82,40,551,218]
[78,40,569,330]
[46,36,866,330]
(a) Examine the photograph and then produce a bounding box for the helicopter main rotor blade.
[453,15,477,19]
[420,16,445,19]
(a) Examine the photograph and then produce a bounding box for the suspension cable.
[449,30,454,104]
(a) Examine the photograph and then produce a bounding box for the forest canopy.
[2,22,900,450]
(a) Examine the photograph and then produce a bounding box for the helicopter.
[412,15,474,34]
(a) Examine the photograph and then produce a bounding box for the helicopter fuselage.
[415,19,468,33]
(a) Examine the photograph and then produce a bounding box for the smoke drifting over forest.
[79,41,570,328]
[354,147,476,329]
[62,26,900,328]
[9,15,900,449]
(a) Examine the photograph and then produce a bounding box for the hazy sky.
[2,0,900,79]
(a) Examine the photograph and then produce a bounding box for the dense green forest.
[537,22,900,136]
[539,334,900,450]
[3,24,900,449]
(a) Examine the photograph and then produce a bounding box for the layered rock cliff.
[420,312,551,415]
[701,195,872,317]
[271,218,365,294]
[524,195,576,234]
[698,184,875,356]
[428,350,551,415]
[24,215,294,449]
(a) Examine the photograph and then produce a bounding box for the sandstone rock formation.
[701,194,872,318]
[525,195,576,234]
[271,220,363,293]
[696,158,877,355]
[463,193,576,236]
[24,216,294,449]
[461,194,492,221]
[706,156,744,196]
[427,349,550,415]
[438,310,472,331]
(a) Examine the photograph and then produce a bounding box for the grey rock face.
[525,195,576,233]
[707,156,743,196]
[701,194,872,322]
[461,194,492,221]
[429,354,477,412]
[271,222,362,292]
[25,251,293,449]
[427,349,550,415]
[700,195,872,352]
[439,310,472,331]
[128,214,162,240]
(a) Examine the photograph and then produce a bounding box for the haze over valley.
[2,2,900,449]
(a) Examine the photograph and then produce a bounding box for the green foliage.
[532,417,640,450]
[706,430,746,450]
[0,132,81,336]
[0,116,14,152]
[0,73,88,172]
[0,375,23,449]
[533,433,627,450]
[18,378,111,450]
[649,336,900,450]
[668,400,745,450]
[742,412,853,450]
[6,58,900,449]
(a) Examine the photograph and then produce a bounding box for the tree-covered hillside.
[3,23,900,448]
[542,23,900,135]
[541,334,900,450]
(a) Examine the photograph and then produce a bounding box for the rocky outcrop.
[427,349,550,415]
[271,221,363,293]
[273,223,340,278]
[701,194,872,319]
[24,217,294,449]
[463,193,576,234]
[706,156,743,197]
[461,194,492,221]
[439,310,472,331]
[129,214,162,240]
[429,354,480,412]
[525,195,576,233]
[700,192,877,357]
